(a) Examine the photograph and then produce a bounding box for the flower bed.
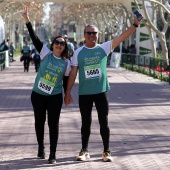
[124,64,170,83]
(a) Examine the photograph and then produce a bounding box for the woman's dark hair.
[50,36,68,59]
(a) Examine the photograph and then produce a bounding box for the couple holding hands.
[22,6,143,164]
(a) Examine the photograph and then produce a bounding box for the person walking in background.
[22,6,70,164]
[0,39,9,52]
[64,35,74,60]
[9,42,16,62]
[31,46,40,72]
[64,15,143,162]
[78,41,84,47]
[21,41,31,72]
[73,41,79,50]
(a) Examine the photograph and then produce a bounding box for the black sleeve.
[63,76,69,93]
[26,22,43,54]
[4,45,9,51]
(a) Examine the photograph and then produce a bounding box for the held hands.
[22,6,30,23]
[64,94,73,106]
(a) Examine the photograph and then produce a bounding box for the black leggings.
[23,57,30,72]
[79,92,110,152]
[34,59,40,72]
[31,91,63,153]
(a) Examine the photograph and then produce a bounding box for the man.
[64,35,74,60]
[9,42,16,62]
[21,41,31,72]
[64,15,143,162]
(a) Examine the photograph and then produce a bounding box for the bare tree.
[134,0,170,64]
[0,0,45,42]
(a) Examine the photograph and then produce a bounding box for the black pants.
[34,59,40,72]
[79,92,110,152]
[23,57,30,72]
[31,91,63,153]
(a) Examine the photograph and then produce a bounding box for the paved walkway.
[1,57,170,170]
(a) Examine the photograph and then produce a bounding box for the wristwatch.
[133,23,138,27]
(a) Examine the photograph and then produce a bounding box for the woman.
[21,41,31,72]
[22,6,70,164]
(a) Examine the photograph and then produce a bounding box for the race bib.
[84,64,101,78]
[38,77,55,94]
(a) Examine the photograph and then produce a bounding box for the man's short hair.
[84,25,99,34]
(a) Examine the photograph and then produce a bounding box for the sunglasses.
[54,40,66,46]
[85,32,98,35]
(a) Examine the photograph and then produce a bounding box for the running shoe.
[76,149,90,161]
[48,152,56,164]
[37,147,45,159]
[102,151,113,162]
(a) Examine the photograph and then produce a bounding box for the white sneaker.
[76,149,90,161]
[102,151,113,162]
